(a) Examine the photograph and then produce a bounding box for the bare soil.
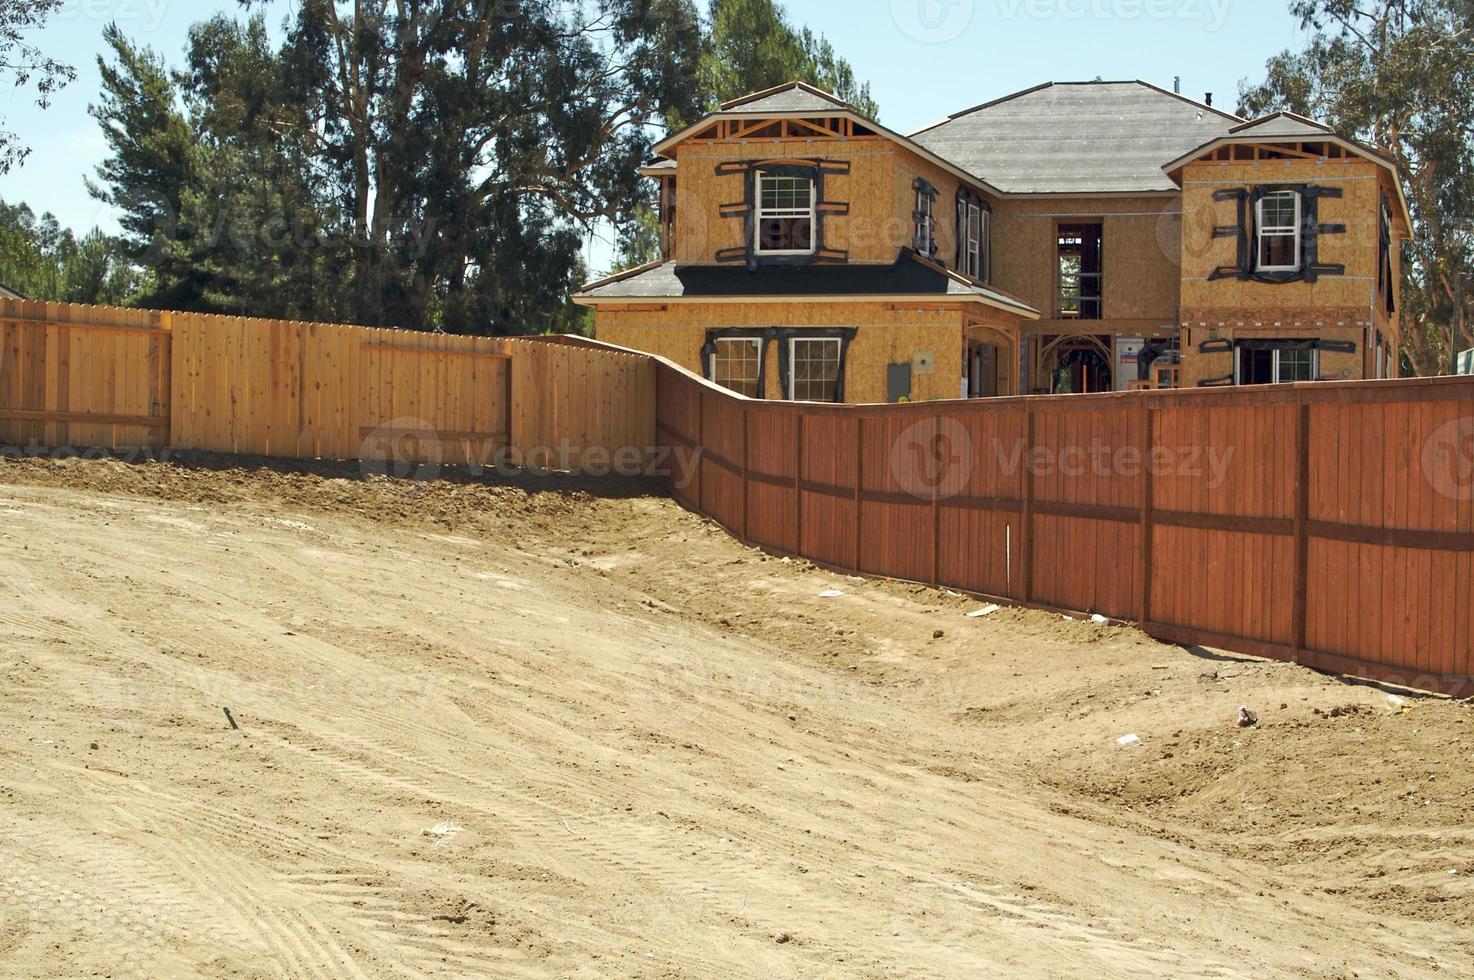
[1,451,1472,979]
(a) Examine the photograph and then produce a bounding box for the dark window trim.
[1212,183,1347,284]
[700,328,771,398]
[955,187,992,282]
[913,178,938,258]
[1378,193,1396,315]
[713,158,852,271]
[774,327,858,403]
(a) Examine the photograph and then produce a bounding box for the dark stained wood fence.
[655,362,1474,696]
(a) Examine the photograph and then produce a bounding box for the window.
[1236,342,1318,385]
[1277,345,1316,382]
[1057,223,1103,319]
[1256,191,1302,272]
[788,337,842,402]
[960,201,988,280]
[709,337,762,397]
[914,183,936,257]
[1378,197,1396,315]
[755,173,815,255]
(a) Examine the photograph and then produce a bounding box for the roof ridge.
[1229,110,1334,134]
[1129,79,1245,122]
[719,80,851,112]
[577,258,670,293]
[908,81,1055,137]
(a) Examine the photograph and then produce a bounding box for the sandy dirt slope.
[1,453,1472,979]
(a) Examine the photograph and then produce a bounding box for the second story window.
[756,172,815,255]
[913,180,937,257]
[1057,222,1103,319]
[1255,190,1302,272]
[958,195,990,281]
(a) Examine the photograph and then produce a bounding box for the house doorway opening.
[1058,222,1103,320]
[1036,334,1113,394]
[967,341,999,398]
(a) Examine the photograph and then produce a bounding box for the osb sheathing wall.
[989,196,1183,323]
[596,302,965,403]
[1177,323,1368,388]
[891,150,996,270]
[1176,157,1395,384]
[672,139,904,265]
[1179,158,1383,315]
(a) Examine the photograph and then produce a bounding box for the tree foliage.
[0,200,142,304]
[1239,0,1474,375]
[699,0,879,120]
[88,0,706,333]
[0,0,75,174]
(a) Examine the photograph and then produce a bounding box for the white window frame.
[708,337,763,397]
[915,189,934,257]
[787,337,843,402]
[963,202,982,279]
[754,171,816,257]
[1255,190,1302,273]
[1234,345,1319,385]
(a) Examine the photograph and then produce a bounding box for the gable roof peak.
[1229,110,1337,136]
[719,80,852,113]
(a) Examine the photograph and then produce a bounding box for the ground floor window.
[709,337,763,397]
[789,337,843,402]
[1236,341,1318,385]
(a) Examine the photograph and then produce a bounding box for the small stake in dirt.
[223,707,240,731]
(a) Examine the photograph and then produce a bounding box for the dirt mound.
[2,452,1472,977]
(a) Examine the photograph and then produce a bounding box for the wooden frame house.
[574,81,1413,402]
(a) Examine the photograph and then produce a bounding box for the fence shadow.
[0,443,673,502]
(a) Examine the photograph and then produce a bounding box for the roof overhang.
[652,108,1006,200]
[574,291,1040,320]
[574,252,1041,321]
[1163,133,1414,238]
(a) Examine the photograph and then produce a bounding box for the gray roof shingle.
[720,82,853,115]
[909,81,1241,194]
[1228,112,1335,138]
[577,253,1038,315]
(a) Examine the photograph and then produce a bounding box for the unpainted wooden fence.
[654,360,1474,695]
[0,299,655,470]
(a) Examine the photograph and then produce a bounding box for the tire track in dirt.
[92,778,554,980]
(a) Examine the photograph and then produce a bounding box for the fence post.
[698,386,708,516]
[740,404,750,541]
[1020,403,1035,603]
[1291,396,1311,660]
[154,310,172,450]
[1138,397,1154,625]
[931,413,942,586]
[794,410,805,555]
[853,413,864,571]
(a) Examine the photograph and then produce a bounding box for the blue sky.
[2,0,1310,274]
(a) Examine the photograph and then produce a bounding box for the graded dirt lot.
[1,452,1472,979]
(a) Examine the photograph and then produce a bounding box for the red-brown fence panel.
[652,355,1474,696]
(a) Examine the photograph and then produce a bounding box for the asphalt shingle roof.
[909,81,1242,194]
[577,253,1037,315]
[720,83,853,115]
[1228,113,1335,139]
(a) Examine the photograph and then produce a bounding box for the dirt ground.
[1,450,1472,979]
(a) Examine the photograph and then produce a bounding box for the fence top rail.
[650,354,1474,416]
